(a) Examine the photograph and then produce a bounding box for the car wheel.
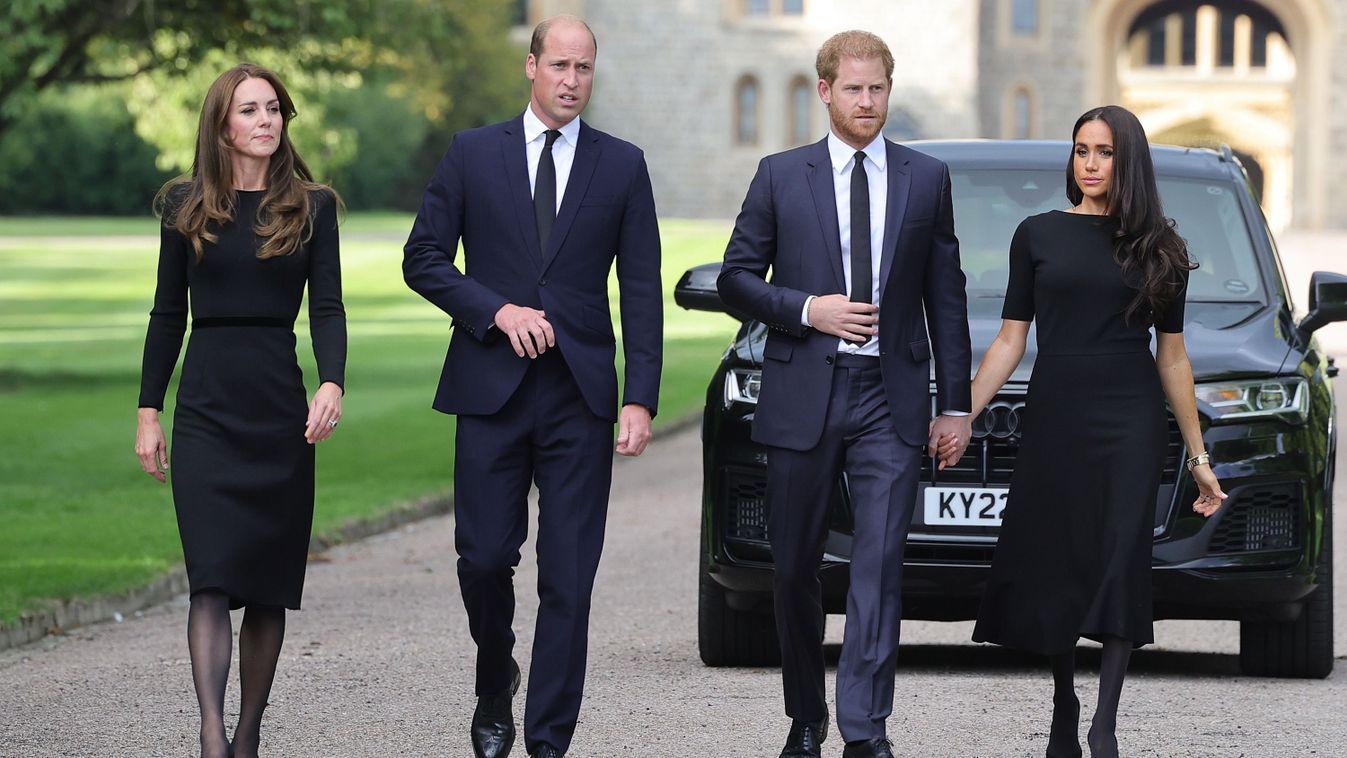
[1238,507,1334,679]
[698,524,782,667]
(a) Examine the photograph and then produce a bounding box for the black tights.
[1047,637,1131,758]
[187,591,287,758]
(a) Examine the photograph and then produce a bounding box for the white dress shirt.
[800,130,887,357]
[523,104,580,212]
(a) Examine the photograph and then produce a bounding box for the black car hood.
[965,297,1293,384]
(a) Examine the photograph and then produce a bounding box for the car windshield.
[951,169,1264,304]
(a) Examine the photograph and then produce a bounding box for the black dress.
[971,210,1186,654]
[138,189,345,610]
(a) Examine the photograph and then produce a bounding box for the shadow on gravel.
[823,643,1243,677]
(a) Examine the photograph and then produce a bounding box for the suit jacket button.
[539,278,548,286]
[825,355,834,365]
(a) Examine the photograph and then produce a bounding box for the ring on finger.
[327,419,338,428]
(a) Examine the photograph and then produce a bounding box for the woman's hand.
[135,408,169,483]
[1191,464,1227,517]
[305,381,344,443]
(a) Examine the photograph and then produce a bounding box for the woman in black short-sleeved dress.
[134,64,345,758]
[939,106,1226,758]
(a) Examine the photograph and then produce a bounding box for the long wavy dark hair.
[154,63,340,262]
[1066,105,1195,326]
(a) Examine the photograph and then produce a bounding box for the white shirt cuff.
[940,410,970,416]
[801,295,815,327]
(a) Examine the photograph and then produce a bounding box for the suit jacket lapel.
[501,115,543,266]
[806,139,846,294]
[879,141,912,298]
[541,121,601,274]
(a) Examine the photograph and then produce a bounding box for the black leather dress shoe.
[530,745,563,758]
[779,714,828,758]
[842,738,895,758]
[471,658,521,758]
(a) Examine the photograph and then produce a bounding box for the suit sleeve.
[403,136,509,340]
[616,154,663,416]
[717,157,812,337]
[308,191,347,390]
[137,218,189,410]
[923,164,972,414]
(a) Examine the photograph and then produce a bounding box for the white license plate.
[923,486,1009,527]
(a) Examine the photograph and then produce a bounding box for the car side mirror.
[1296,271,1347,341]
[675,262,748,321]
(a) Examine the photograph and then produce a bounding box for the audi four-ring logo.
[972,401,1025,439]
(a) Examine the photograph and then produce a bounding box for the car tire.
[1238,507,1334,679]
[698,526,782,667]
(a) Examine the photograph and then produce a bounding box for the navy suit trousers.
[453,349,613,754]
[766,354,921,742]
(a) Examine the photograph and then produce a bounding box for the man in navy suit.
[403,15,661,758]
[718,30,973,758]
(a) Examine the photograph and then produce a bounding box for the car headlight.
[724,368,761,407]
[1194,378,1309,423]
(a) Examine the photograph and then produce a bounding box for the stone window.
[1011,0,1039,36]
[1012,89,1033,139]
[1000,85,1035,140]
[741,0,804,16]
[789,76,814,146]
[735,75,761,146]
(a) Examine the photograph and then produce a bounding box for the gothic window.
[736,76,760,146]
[1012,89,1034,139]
[789,76,813,146]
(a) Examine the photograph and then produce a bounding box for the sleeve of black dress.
[1001,219,1034,322]
[1156,267,1189,334]
[137,219,189,410]
[308,191,347,391]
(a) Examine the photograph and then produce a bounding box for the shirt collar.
[827,130,887,175]
[523,104,581,147]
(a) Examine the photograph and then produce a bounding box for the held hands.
[1191,463,1227,517]
[135,408,169,483]
[929,415,973,471]
[808,295,878,343]
[305,381,344,444]
[616,403,653,457]
[495,304,556,359]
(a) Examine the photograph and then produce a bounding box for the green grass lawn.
[0,214,737,626]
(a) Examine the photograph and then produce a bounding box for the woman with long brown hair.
[134,63,345,758]
[944,105,1226,757]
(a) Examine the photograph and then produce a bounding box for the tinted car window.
[951,170,1264,303]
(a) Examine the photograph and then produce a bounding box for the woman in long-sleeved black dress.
[134,63,345,758]
[936,106,1226,758]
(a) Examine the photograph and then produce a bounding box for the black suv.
[676,140,1345,679]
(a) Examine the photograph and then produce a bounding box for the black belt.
[192,316,292,329]
[833,352,880,367]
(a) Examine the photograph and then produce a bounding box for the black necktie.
[850,151,872,305]
[534,129,561,252]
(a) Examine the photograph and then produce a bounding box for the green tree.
[2,1,524,146]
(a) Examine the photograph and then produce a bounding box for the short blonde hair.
[815,30,895,84]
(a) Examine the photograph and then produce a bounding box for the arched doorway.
[1086,0,1332,230]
